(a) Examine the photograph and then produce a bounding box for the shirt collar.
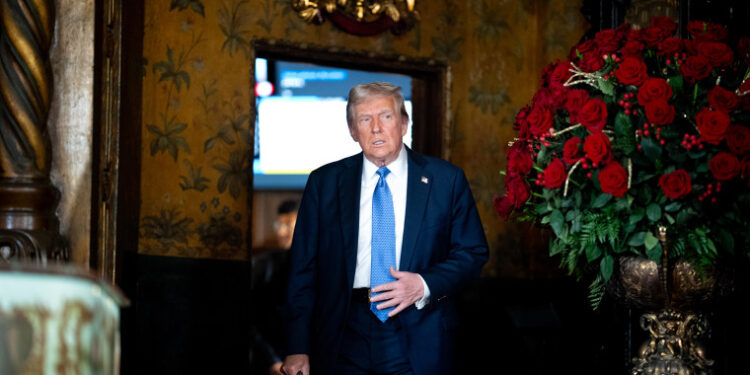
[362,144,407,181]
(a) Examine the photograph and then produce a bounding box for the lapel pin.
[421,176,429,184]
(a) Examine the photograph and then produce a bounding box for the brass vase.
[607,227,733,375]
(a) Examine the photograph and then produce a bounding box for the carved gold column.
[0,0,66,262]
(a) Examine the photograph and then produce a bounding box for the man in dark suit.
[281,82,488,375]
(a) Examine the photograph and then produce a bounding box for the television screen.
[253,59,412,190]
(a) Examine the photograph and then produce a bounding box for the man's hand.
[370,267,425,317]
[270,361,284,375]
[281,354,309,375]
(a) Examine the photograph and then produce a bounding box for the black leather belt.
[351,288,371,304]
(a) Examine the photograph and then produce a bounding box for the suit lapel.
[339,154,362,288]
[400,149,431,272]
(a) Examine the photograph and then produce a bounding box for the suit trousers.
[334,293,414,375]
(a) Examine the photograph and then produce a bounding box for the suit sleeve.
[419,169,489,300]
[282,172,320,356]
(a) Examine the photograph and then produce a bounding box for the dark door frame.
[251,39,450,162]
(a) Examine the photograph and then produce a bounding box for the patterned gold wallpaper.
[139,0,587,277]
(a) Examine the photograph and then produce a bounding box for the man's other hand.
[370,267,425,317]
[281,354,309,375]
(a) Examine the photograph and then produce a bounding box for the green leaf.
[646,203,662,222]
[565,209,581,222]
[628,231,647,247]
[535,203,551,215]
[614,112,636,155]
[598,79,615,97]
[646,244,662,262]
[549,210,565,235]
[664,213,675,225]
[641,137,662,160]
[717,229,735,254]
[644,231,659,250]
[600,255,614,281]
[667,75,683,93]
[629,211,645,225]
[586,245,602,263]
[592,193,613,208]
[549,238,565,256]
[664,201,681,212]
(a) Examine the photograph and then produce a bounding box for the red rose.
[614,57,648,86]
[546,61,572,90]
[527,106,554,138]
[709,151,740,181]
[570,40,604,73]
[533,87,567,110]
[615,23,632,41]
[707,85,739,113]
[571,39,598,57]
[645,100,675,126]
[595,29,620,54]
[651,17,677,37]
[578,98,608,133]
[514,105,531,140]
[565,89,589,123]
[738,36,750,66]
[697,42,734,68]
[726,125,750,155]
[584,133,613,165]
[657,38,683,57]
[640,26,663,48]
[579,52,605,73]
[696,108,730,145]
[620,40,645,58]
[563,136,584,164]
[680,55,713,83]
[506,177,530,208]
[683,39,700,56]
[542,158,567,189]
[598,161,628,198]
[493,195,514,220]
[506,141,533,177]
[659,170,692,199]
[638,78,673,106]
[687,21,728,42]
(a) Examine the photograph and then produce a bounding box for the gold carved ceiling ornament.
[293,0,419,36]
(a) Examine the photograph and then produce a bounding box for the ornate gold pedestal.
[608,227,731,375]
[632,310,712,375]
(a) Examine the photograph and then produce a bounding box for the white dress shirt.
[352,144,430,308]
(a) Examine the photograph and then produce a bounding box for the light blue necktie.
[371,166,396,322]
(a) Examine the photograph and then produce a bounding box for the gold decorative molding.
[0,0,55,178]
[292,0,419,35]
[0,0,67,263]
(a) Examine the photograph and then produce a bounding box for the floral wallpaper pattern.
[139,0,587,276]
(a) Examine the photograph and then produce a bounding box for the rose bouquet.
[495,17,750,306]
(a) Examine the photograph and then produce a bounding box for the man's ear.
[349,126,359,142]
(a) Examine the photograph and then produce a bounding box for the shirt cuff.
[415,275,431,310]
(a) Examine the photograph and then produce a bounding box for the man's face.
[349,95,408,167]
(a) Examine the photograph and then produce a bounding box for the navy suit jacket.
[283,148,488,375]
